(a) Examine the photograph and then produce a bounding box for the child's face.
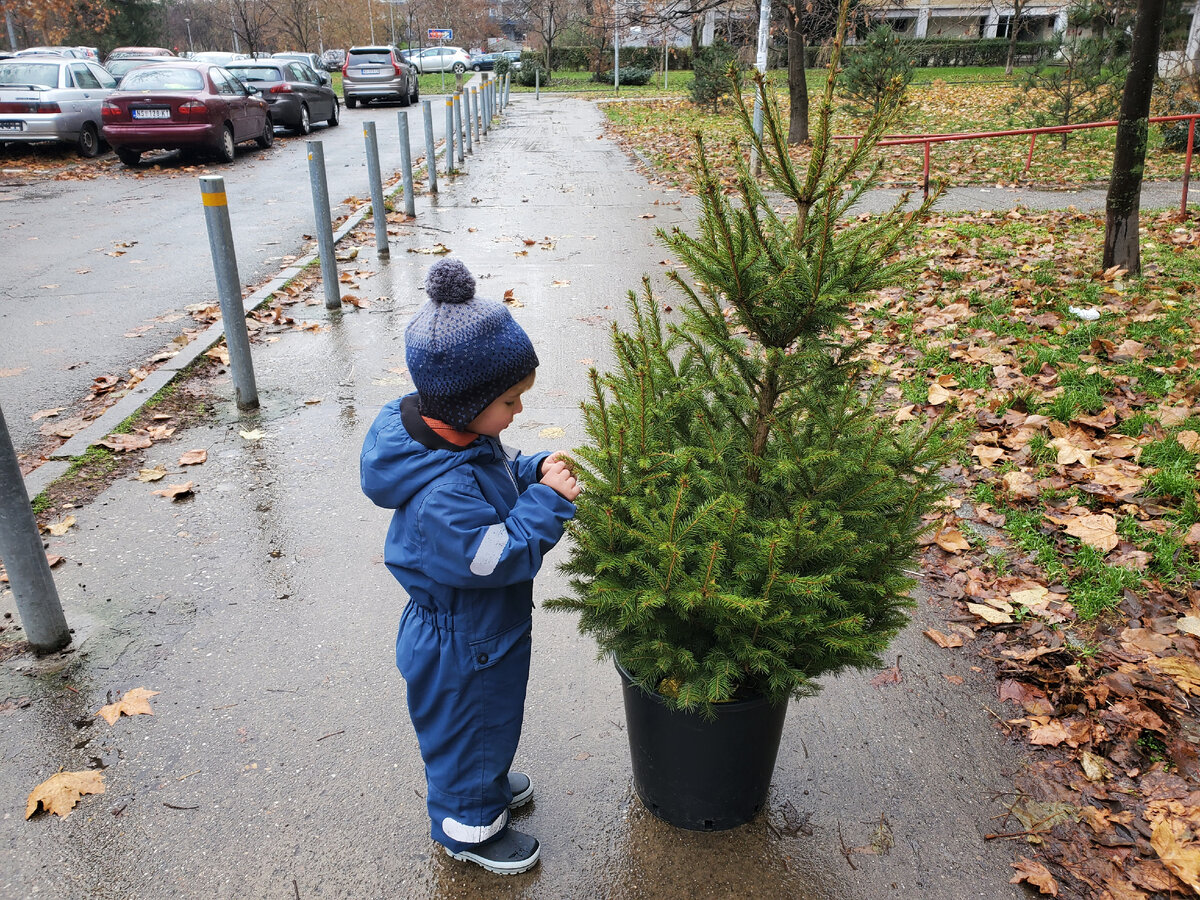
[468,372,536,438]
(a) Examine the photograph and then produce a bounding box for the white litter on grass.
[1069,306,1101,321]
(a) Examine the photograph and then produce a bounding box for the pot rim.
[614,656,784,713]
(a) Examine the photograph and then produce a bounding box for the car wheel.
[256,115,274,149]
[472,64,481,72]
[77,122,101,158]
[327,98,339,127]
[345,96,357,109]
[215,124,236,163]
[295,104,311,136]
[410,78,419,104]
[115,147,141,167]
[452,62,466,74]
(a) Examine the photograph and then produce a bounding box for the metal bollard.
[471,87,481,143]
[504,72,510,108]
[422,99,438,194]
[535,67,540,100]
[200,176,260,407]
[444,98,455,174]
[0,403,70,653]
[305,142,341,311]
[483,79,491,135]
[362,121,389,258]
[453,93,466,163]
[458,92,471,155]
[397,110,416,217]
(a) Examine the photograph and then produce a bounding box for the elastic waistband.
[404,600,456,632]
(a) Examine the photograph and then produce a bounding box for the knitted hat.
[405,258,539,430]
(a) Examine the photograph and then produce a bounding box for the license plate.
[0,121,23,132]
[132,108,170,120]
[361,68,379,75]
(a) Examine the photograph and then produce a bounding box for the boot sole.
[445,844,540,875]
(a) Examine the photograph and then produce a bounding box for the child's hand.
[540,459,581,501]
[543,451,574,475]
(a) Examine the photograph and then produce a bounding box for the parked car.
[409,46,472,74]
[105,55,183,83]
[190,51,250,67]
[0,55,116,156]
[16,46,91,59]
[319,49,345,71]
[469,50,522,72]
[105,46,175,66]
[341,46,418,109]
[272,52,323,74]
[226,60,338,134]
[101,62,272,166]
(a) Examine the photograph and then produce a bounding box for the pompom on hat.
[405,258,539,430]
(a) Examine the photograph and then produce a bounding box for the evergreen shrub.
[689,40,739,111]
[592,66,654,86]
[838,24,914,116]
[550,16,954,713]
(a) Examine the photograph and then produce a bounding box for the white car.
[410,46,472,74]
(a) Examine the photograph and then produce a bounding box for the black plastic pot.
[617,660,788,831]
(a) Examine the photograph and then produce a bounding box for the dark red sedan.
[101,62,272,166]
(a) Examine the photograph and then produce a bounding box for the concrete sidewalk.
[1,96,1030,899]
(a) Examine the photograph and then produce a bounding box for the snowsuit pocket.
[468,618,531,672]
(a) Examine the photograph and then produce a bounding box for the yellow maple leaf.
[25,770,105,819]
[96,687,161,725]
[1152,818,1200,893]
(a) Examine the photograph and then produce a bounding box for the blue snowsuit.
[360,393,576,852]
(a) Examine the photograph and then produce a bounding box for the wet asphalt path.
[0,88,458,462]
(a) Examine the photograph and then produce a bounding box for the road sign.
[428,28,452,41]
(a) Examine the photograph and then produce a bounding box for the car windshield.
[0,63,59,88]
[119,67,204,91]
[227,66,282,82]
[348,50,391,65]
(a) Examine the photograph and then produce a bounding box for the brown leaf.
[97,433,153,452]
[1062,513,1118,553]
[151,482,194,501]
[25,771,105,819]
[924,628,964,649]
[96,687,160,725]
[870,664,902,687]
[971,445,1005,468]
[1151,818,1200,893]
[1028,718,1071,746]
[178,449,207,466]
[30,407,66,421]
[1010,857,1058,895]
[46,515,76,536]
[967,602,1013,624]
[934,527,970,552]
[136,465,167,482]
[927,382,955,405]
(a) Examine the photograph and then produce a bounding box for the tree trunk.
[787,7,808,144]
[1103,0,1167,274]
[1005,0,1022,75]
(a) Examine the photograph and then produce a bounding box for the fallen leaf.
[1063,513,1118,553]
[96,687,160,725]
[408,243,451,255]
[30,407,65,421]
[46,515,76,536]
[574,751,591,760]
[1080,750,1111,781]
[1028,718,1071,746]
[239,430,265,441]
[178,449,207,466]
[552,280,571,287]
[972,445,1005,468]
[151,482,194,501]
[928,382,955,405]
[1151,818,1200,893]
[539,427,565,439]
[25,771,105,819]
[967,602,1013,624]
[96,433,153,453]
[1010,857,1058,895]
[934,528,970,552]
[0,367,28,377]
[924,628,964,648]
[870,664,902,687]
[136,465,167,482]
[1148,657,1200,695]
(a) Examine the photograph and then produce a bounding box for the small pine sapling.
[551,0,954,713]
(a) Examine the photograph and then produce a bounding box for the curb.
[22,78,500,501]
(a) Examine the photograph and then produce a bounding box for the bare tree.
[516,0,576,72]
[261,0,318,50]
[1103,0,1167,273]
[0,0,113,45]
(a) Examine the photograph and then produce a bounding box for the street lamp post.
[185,17,194,54]
[369,0,376,44]
[316,13,325,54]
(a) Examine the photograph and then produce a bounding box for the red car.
[101,62,272,166]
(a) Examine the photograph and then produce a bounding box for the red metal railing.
[836,114,1199,215]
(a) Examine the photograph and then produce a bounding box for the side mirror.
[246,84,260,95]
[319,72,330,85]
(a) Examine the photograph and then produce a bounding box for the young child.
[360,258,580,875]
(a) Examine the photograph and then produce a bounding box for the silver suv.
[341,46,418,109]
[0,55,116,156]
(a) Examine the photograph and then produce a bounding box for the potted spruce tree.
[548,0,954,831]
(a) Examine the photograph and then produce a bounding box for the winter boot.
[446,827,540,875]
